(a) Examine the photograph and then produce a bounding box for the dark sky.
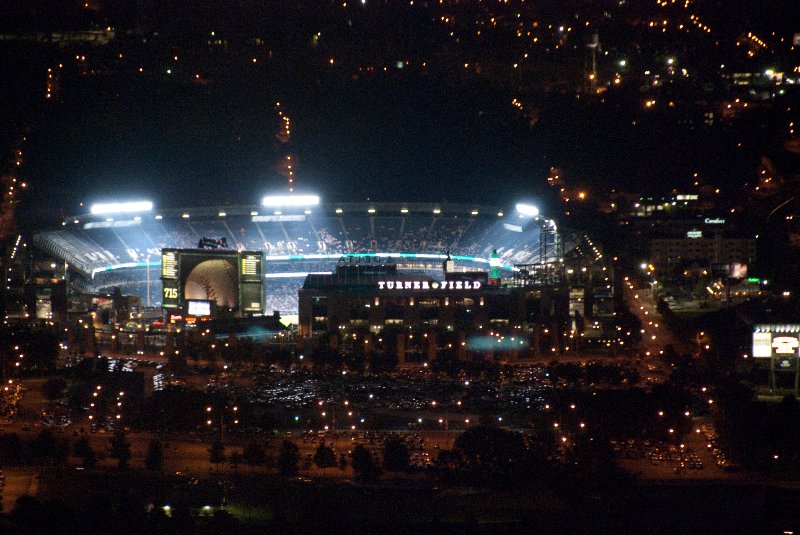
[0,0,788,218]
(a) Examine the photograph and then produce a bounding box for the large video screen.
[181,252,239,309]
[161,249,263,314]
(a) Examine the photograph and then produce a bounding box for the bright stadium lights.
[261,194,320,207]
[90,201,153,215]
[515,203,540,217]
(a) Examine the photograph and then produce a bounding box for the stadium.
[32,197,569,320]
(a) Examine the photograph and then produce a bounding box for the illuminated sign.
[377,280,482,290]
[752,332,772,357]
[339,256,394,265]
[753,325,800,359]
[686,230,703,239]
[241,253,262,281]
[730,263,748,279]
[187,300,211,316]
[251,215,305,222]
[162,276,180,310]
[676,194,699,201]
[161,251,178,279]
[704,218,725,224]
[772,336,799,355]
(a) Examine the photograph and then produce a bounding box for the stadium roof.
[64,202,503,221]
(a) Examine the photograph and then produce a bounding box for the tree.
[351,445,380,480]
[0,432,24,465]
[243,440,265,472]
[25,327,60,372]
[313,442,336,477]
[208,439,226,470]
[382,437,410,473]
[30,430,60,464]
[41,377,67,402]
[11,496,47,532]
[73,436,97,469]
[145,440,164,471]
[277,440,299,477]
[229,451,244,473]
[109,429,132,469]
[52,439,69,466]
[454,426,527,476]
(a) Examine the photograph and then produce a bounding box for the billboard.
[752,325,800,360]
[161,249,263,314]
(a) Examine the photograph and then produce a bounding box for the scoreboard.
[240,252,263,312]
[161,250,181,309]
[160,249,264,315]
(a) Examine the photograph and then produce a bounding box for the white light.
[90,201,153,215]
[262,194,320,207]
[515,203,540,217]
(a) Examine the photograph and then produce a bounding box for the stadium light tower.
[515,201,561,281]
[261,194,320,207]
[515,203,540,217]
[516,202,557,231]
[90,201,153,215]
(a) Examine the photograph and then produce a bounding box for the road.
[622,279,688,383]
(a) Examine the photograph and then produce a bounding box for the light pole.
[207,403,239,442]
[145,255,151,307]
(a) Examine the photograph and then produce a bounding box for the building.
[298,261,570,363]
[650,226,756,274]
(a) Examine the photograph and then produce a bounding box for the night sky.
[0,0,791,217]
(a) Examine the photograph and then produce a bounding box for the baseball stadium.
[32,196,570,321]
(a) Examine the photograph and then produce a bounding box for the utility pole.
[587,33,600,93]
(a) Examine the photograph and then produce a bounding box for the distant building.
[650,226,755,274]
